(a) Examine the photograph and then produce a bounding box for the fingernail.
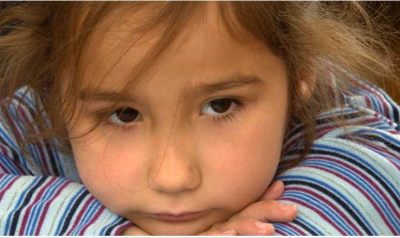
[279,202,296,211]
[255,221,271,230]
[222,229,235,234]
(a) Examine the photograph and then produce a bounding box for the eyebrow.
[79,74,264,103]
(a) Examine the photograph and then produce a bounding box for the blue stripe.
[54,186,87,235]
[283,189,355,235]
[0,123,19,152]
[0,174,14,190]
[278,174,376,234]
[4,176,42,234]
[26,178,65,235]
[15,90,36,109]
[273,222,298,235]
[0,154,19,175]
[314,143,400,200]
[50,145,65,177]
[100,216,122,235]
[7,106,36,170]
[296,216,325,235]
[70,199,99,235]
[297,159,399,231]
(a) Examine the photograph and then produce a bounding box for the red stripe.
[0,145,11,174]
[19,177,56,235]
[0,174,20,202]
[316,118,381,139]
[114,222,134,236]
[79,206,106,235]
[65,196,95,235]
[286,186,362,234]
[282,197,347,235]
[0,144,25,174]
[312,156,400,221]
[17,106,51,175]
[0,160,9,174]
[282,116,381,155]
[304,161,398,234]
[34,180,71,235]
[352,137,400,163]
[283,222,307,235]
[283,133,304,154]
[359,85,390,118]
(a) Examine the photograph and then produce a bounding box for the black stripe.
[8,176,48,235]
[0,105,33,175]
[44,142,60,176]
[388,101,399,124]
[5,94,60,176]
[285,180,373,235]
[285,111,363,144]
[0,134,31,174]
[340,134,400,154]
[58,189,90,235]
[105,217,130,235]
[291,219,319,235]
[311,148,400,209]
[315,112,361,126]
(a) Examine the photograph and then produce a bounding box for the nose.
[147,134,201,194]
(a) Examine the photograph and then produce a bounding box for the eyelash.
[201,98,244,122]
[97,98,246,132]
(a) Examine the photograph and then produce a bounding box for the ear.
[298,79,313,100]
[292,68,317,111]
[298,65,317,100]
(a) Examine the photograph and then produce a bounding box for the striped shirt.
[0,77,399,235]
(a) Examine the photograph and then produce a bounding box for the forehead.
[77,2,283,92]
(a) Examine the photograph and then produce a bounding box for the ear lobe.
[298,66,317,100]
[299,80,313,100]
[292,69,316,112]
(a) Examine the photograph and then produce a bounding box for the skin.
[64,3,290,236]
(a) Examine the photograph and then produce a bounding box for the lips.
[150,211,206,222]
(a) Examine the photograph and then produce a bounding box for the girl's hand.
[197,180,298,236]
[120,180,297,236]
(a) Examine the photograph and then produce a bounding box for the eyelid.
[95,96,247,132]
[200,97,246,122]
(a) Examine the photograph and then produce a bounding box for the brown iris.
[210,99,233,113]
[115,108,139,123]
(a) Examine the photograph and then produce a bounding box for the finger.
[209,219,275,236]
[198,229,238,236]
[229,200,297,223]
[119,226,151,236]
[259,180,285,201]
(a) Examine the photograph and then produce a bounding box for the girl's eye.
[201,98,239,117]
[108,108,142,124]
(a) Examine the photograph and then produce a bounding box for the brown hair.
[0,2,399,169]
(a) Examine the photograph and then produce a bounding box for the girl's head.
[0,2,398,235]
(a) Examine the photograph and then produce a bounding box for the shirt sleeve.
[0,89,132,235]
[273,82,400,235]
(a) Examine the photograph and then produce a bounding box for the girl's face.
[65,4,289,235]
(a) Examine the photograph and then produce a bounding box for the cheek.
[198,115,285,210]
[70,132,149,213]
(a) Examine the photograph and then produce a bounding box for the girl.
[0,1,399,236]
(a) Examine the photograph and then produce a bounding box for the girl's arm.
[0,90,132,235]
[273,83,400,235]
[0,173,132,235]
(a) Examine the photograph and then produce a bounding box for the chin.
[139,221,211,236]
[148,227,200,236]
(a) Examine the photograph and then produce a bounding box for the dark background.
[1,2,399,103]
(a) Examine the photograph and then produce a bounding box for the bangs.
[63,2,284,140]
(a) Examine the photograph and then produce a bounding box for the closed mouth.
[150,211,205,222]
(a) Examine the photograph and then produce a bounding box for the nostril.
[148,166,201,194]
